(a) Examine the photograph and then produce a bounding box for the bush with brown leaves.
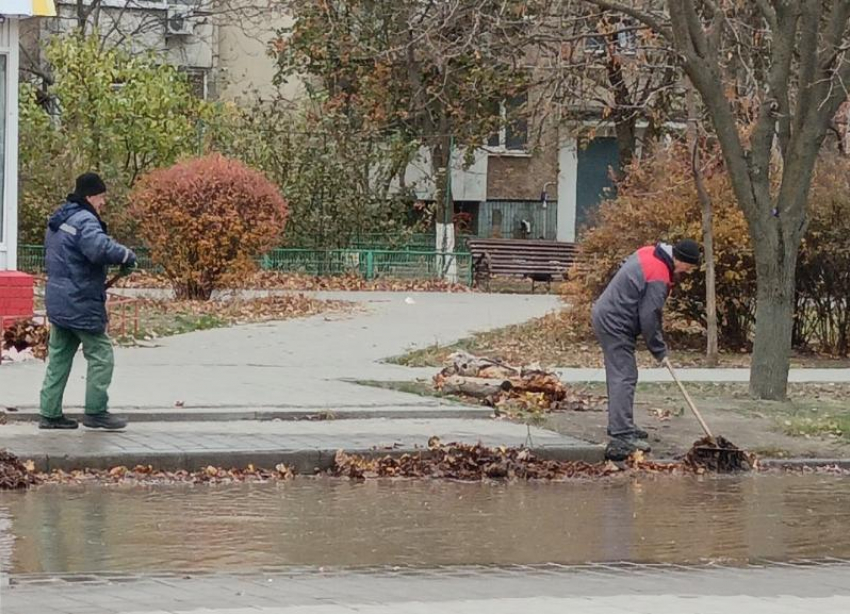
[567,146,850,355]
[131,155,288,300]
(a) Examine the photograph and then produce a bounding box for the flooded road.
[1,474,849,575]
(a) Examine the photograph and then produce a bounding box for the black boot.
[608,427,650,440]
[82,412,127,430]
[39,415,79,430]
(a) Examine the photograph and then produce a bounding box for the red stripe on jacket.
[636,245,672,287]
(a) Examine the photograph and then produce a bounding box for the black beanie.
[74,172,107,198]
[673,239,701,265]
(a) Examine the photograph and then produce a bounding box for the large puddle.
[1,474,849,575]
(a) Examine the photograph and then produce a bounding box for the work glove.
[119,262,137,277]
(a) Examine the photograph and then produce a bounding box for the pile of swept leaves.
[684,436,755,472]
[434,351,606,414]
[0,454,298,489]
[38,463,296,486]
[1,319,48,363]
[0,451,41,489]
[115,271,470,293]
[331,441,695,481]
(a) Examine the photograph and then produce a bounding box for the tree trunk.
[440,376,513,399]
[691,143,719,367]
[701,189,719,367]
[749,236,799,400]
[430,135,457,281]
[686,86,718,366]
[430,136,452,226]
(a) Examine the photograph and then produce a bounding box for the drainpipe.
[541,181,556,241]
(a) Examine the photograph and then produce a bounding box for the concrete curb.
[23,443,607,473]
[758,458,850,469]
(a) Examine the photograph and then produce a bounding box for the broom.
[662,357,754,472]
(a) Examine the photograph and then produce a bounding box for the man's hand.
[119,262,137,277]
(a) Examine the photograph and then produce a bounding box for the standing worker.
[591,240,701,453]
[39,173,136,430]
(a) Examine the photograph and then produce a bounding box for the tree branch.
[754,0,778,31]
[580,0,673,41]
[751,2,798,169]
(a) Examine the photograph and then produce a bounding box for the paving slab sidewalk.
[0,292,560,416]
[0,418,603,472]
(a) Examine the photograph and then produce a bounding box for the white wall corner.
[557,138,578,243]
[1,18,20,270]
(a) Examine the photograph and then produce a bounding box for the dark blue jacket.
[44,196,136,334]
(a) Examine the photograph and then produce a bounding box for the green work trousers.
[39,325,114,418]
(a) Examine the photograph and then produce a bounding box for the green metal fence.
[261,248,472,283]
[19,245,473,285]
[293,233,472,252]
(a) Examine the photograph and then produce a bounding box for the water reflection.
[0,474,848,574]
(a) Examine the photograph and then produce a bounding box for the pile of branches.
[434,351,605,414]
[331,440,697,481]
[1,319,48,362]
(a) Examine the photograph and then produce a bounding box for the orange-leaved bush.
[567,144,850,356]
[131,155,288,300]
[565,143,755,350]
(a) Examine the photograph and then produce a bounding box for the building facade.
[18,2,622,248]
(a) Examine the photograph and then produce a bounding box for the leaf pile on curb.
[37,463,296,486]
[433,351,605,414]
[0,451,41,489]
[1,319,48,363]
[116,271,470,293]
[331,442,619,480]
[684,436,756,473]
[330,441,709,481]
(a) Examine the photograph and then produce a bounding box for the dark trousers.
[592,320,639,437]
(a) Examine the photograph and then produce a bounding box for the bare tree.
[532,2,683,169]
[580,0,850,400]
[276,0,539,276]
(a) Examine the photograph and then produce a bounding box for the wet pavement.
[4,562,850,613]
[2,473,850,575]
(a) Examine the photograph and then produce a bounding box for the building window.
[487,93,528,152]
[584,18,637,56]
[0,54,6,242]
[179,67,209,100]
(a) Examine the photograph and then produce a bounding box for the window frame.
[486,94,530,156]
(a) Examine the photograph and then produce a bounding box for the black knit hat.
[74,172,107,198]
[673,239,701,266]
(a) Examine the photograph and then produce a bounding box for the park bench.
[468,238,585,293]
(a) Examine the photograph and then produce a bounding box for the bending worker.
[591,240,701,453]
